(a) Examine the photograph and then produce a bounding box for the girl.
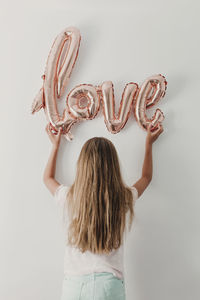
[43,123,163,300]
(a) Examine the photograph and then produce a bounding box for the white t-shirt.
[54,184,139,280]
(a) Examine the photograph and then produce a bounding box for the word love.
[31,27,167,141]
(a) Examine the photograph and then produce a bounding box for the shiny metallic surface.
[31,27,167,140]
[32,27,81,141]
[100,81,138,133]
[67,84,100,120]
[134,74,167,131]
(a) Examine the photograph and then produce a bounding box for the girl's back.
[43,123,163,299]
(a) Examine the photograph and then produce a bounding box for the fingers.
[147,123,157,132]
[45,123,54,137]
[147,123,153,131]
[56,127,62,136]
[45,123,50,133]
[151,123,163,136]
[147,122,163,134]
[45,123,63,136]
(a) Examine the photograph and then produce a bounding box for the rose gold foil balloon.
[31,27,81,141]
[31,26,167,139]
[134,74,167,131]
[100,81,138,133]
[67,84,100,120]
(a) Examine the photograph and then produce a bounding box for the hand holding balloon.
[45,123,63,147]
[146,123,164,145]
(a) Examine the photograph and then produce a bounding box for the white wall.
[1,0,199,299]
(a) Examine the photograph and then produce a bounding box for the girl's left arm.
[43,123,63,196]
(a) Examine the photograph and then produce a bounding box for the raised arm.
[43,123,63,196]
[132,123,164,198]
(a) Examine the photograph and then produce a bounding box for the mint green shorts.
[60,272,126,300]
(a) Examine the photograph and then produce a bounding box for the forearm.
[142,141,153,180]
[43,145,59,180]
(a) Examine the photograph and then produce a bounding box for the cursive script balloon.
[100,81,138,133]
[134,74,167,131]
[32,27,81,141]
[67,84,100,120]
[31,26,167,140]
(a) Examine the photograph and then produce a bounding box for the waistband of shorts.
[63,272,124,282]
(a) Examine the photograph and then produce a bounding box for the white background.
[1,0,200,299]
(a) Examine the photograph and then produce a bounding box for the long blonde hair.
[63,137,134,254]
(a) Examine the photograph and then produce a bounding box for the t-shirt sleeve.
[54,184,70,208]
[130,185,139,205]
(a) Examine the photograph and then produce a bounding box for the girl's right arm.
[132,123,164,198]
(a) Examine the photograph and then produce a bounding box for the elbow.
[43,177,47,186]
[143,175,152,183]
[43,176,52,185]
